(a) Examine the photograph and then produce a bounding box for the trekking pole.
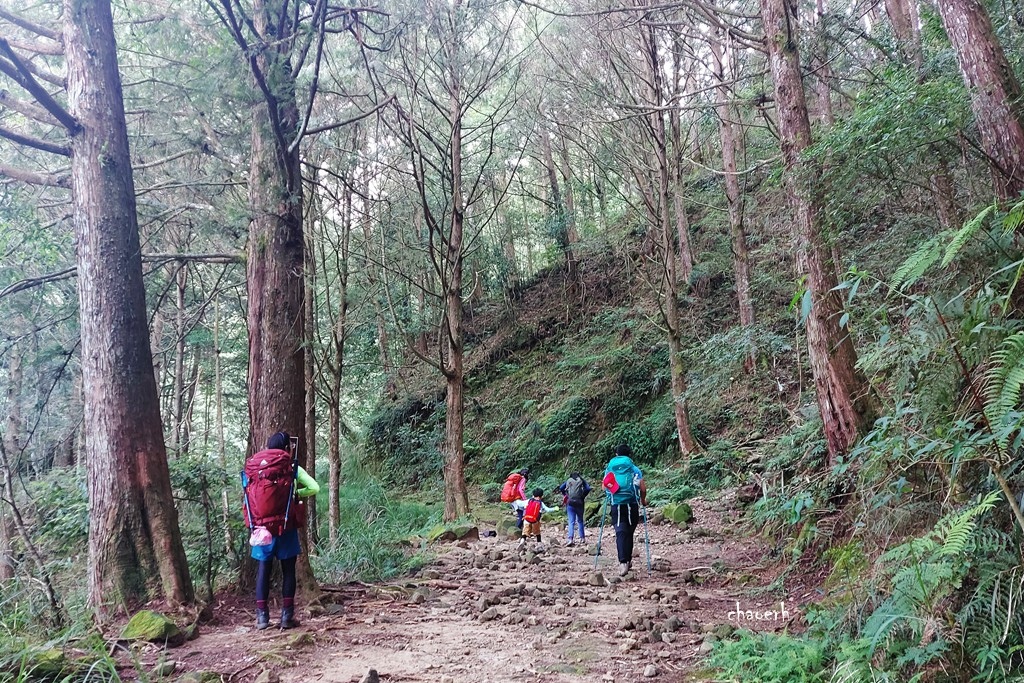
[593,492,610,571]
[641,503,652,577]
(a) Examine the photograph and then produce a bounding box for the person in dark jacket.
[558,472,591,546]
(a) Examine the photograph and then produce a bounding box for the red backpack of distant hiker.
[500,472,524,502]
[523,499,543,524]
[242,448,298,536]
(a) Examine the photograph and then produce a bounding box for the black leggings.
[255,557,297,602]
[611,503,640,564]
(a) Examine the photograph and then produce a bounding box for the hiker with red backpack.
[499,467,530,529]
[515,488,558,548]
[602,444,647,577]
[243,431,320,631]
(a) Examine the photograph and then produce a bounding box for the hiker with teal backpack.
[243,431,320,630]
[602,444,647,577]
[558,472,591,546]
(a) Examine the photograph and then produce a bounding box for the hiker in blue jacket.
[602,444,647,577]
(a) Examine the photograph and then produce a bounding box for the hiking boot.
[255,608,270,630]
[565,539,575,547]
[618,562,630,577]
[280,607,300,629]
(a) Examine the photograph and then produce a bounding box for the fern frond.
[936,492,998,557]
[1001,199,1024,235]
[892,236,944,291]
[942,204,996,267]
[984,333,1024,426]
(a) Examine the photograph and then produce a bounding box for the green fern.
[936,491,998,557]
[1000,199,1024,235]
[862,493,999,653]
[891,235,945,290]
[942,203,996,267]
[983,332,1024,428]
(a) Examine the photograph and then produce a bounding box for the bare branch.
[0,7,61,41]
[301,95,396,137]
[0,88,61,126]
[0,254,243,300]
[0,163,69,187]
[0,40,78,132]
[4,37,62,56]
[0,124,69,156]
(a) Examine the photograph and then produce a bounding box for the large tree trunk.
[171,262,187,457]
[65,0,193,613]
[643,19,698,456]
[245,0,317,597]
[541,126,577,278]
[937,0,1024,200]
[326,180,352,544]
[712,33,756,372]
[668,30,696,284]
[760,0,876,462]
[885,0,922,68]
[303,216,318,549]
[213,299,237,564]
[1,341,21,580]
[442,62,470,522]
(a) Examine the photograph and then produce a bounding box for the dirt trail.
[158,494,807,683]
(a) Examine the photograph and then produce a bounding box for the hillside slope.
[365,235,809,493]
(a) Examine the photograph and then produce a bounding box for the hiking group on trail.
[242,438,647,632]
[502,443,648,577]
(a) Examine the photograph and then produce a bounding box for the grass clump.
[311,461,439,583]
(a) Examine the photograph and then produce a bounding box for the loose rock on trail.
[159,494,808,682]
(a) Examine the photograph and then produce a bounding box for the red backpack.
[523,499,542,524]
[500,473,524,502]
[243,448,298,536]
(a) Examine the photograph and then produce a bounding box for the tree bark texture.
[760,0,876,461]
[65,0,193,613]
[937,0,1024,201]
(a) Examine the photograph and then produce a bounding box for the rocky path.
[161,494,804,683]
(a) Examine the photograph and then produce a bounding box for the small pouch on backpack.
[249,526,273,547]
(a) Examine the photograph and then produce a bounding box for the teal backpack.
[604,455,640,505]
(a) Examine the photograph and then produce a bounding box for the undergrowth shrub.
[645,467,694,506]
[312,460,437,583]
[709,630,829,683]
[364,397,444,486]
